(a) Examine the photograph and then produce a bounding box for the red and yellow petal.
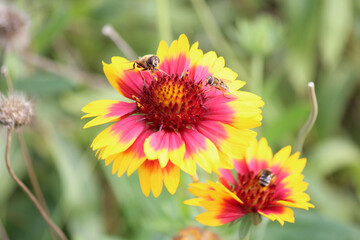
[245,138,273,172]
[144,130,186,168]
[163,162,180,195]
[103,57,153,99]
[91,115,145,159]
[186,182,214,200]
[188,48,239,86]
[82,100,137,128]
[186,181,245,226]
[181,129,220,174]
[125,128,153,176]
[258,207,295,226]
[203,95,263,130]
[157,34,190,76]
[197,120,257,159]
[195,212,224,227]
[227,101,263,129]
[271,145,292,167]
[138,160,181,197]
[104,128,153,177]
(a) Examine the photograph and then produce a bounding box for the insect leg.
[139,70,147,87]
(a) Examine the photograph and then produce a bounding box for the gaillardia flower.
[82,34,263,197]
[185,138,314,226]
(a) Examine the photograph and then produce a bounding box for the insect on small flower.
[185,138,314,226]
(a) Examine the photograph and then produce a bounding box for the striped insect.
[205,75,230,93]
[133,55,160,73]
[258,169,276,187]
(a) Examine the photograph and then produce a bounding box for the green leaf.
[263,102,309,147]
[282,0,320,95]
[238,214,252,240]
[308,137,360,176]
[33,9,70,52]
[320,0,353,69]
[15,72,74,95]
[316,65,357,137]
[266,211,360,240]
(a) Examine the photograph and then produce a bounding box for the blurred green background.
[1,0,360,239]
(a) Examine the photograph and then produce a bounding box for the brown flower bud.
[0,4,30,51]
[0,93,33,129]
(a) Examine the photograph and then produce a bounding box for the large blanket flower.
[185,138,314,226]
[82,34,263,197]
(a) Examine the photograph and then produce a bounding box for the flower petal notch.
[82,34,264,197]
[186,138,314,226]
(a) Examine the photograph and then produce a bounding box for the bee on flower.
[82,34,264,197]
[185,138,314,226]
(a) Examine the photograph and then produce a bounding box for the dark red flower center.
[134,74,206,132]
[234,171,277,212]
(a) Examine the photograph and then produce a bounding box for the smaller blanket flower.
[185,138,314,226]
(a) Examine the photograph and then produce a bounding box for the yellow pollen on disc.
[154,82,185,108]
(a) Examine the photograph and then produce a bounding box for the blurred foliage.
[1,0,360,239]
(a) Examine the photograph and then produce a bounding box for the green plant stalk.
[156,0,172,42]
[252,217,269,240]
[190,0,249,80]
[294,82,318,153]
[102,25,138,60]
[0,218,9,240]
[5,129,69,240]
[250,54,264,95]
[238,214,252,240]
[1,66,13,93]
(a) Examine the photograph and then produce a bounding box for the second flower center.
[235,172,277,212]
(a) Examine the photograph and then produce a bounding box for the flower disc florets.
[231,171,276,212]
[136,74,205,132]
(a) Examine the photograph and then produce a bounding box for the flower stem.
[0,46,6,69]
[16,129,59,240]
[238,214,252,240]
[5,129,68,240]
[252,217,269,240]
[1,66,13,93]
[249,54,264,95]
[0,218,9,240]
[21,51,105,85]
[191,173,199,183]
[102,24,138,60]
[294,82,318,153]
[156,0,172,43]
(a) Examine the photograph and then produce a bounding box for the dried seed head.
[0,93,33,129]
[0,4,30,51]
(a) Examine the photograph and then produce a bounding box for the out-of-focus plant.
[235,14,282,95]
